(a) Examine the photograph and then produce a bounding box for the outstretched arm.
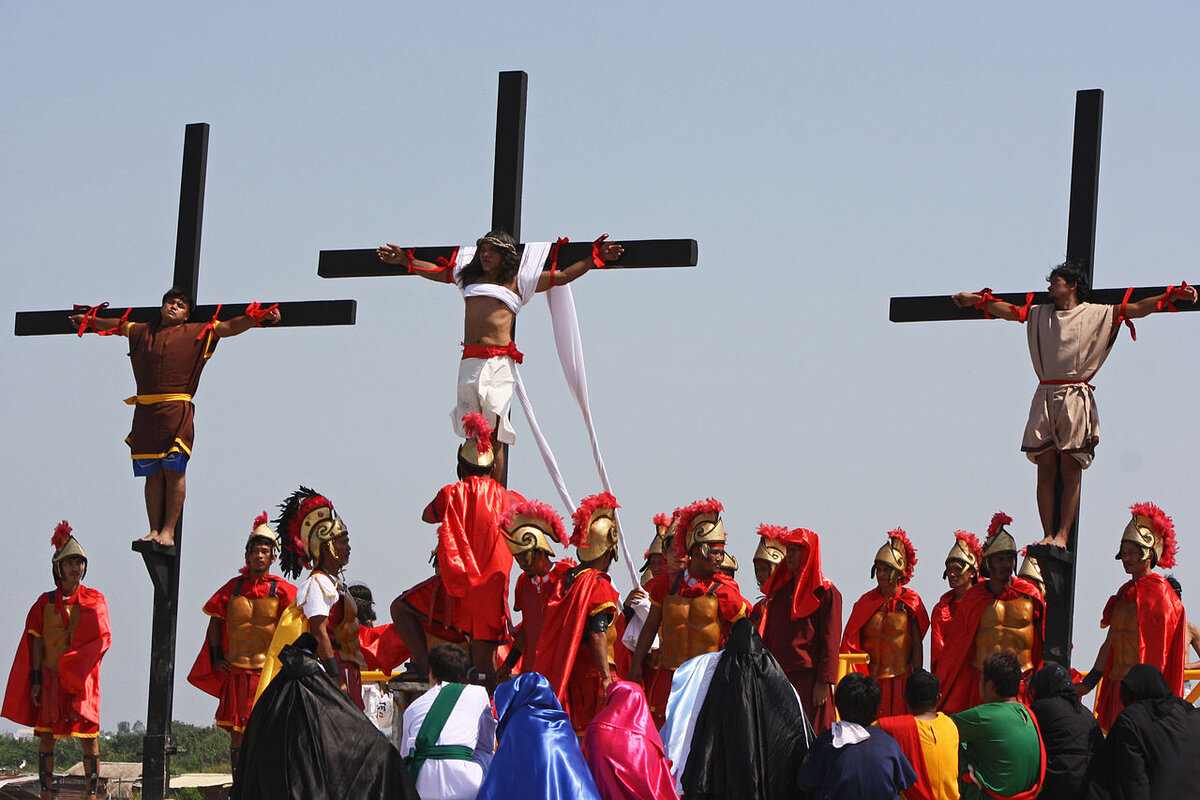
[214,306,282,338]
[952,291,1022,321]
[1115,284,1198,322]
[67,313,125,334]
[377,243,454,283]
[535,235,625,292]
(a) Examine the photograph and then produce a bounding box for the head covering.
[457,412,495,470]
[232,634,418,800]
[980,511,1017,577]
[944,530,982,578]
[721,553,739,576]
[681,618,813,800]
[872,527,917,584]
[570,492,620,563]
[1029,662,1081,708]
[753,525,786,567]
[501,498,566,558]
[582,681,678,800]
[478,673,602,800]
[1119,502,1178,569]
[639,513,672,582]
[276,487,348,579]
[768,527,832,618]
[1017,548,1044,592]
[673,499,726,562]
[247,511,280,552]
[51,520,87,582]
[1119,663,1180,714]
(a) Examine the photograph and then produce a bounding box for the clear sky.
[2,3,1197,729]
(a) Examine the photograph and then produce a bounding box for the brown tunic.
[124,321,217,459]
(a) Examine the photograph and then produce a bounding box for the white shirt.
[400,682,496,800]
[297,572,341,619]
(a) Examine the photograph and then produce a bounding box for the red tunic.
[929,589,958,672]
[935,577,1044,714]
[1094,572,1186,731]
[841,586,930,717]
[513,559,575,669]
[2,586,111,737]
[530,567,621,734]
[760,570,842,732]
[124,320,217,459]
[187,573,297,732]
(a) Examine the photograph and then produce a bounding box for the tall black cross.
[14,123,357,800]
[317,70,698,484]
[889,90,1197,667]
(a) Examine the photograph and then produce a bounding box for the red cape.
[841,586,930,672]
[357,623,410,673]
[876,715,935,800]
[434,477,522,623]
[935,578,1044,714]
[529,567,620,703]
[2,586,111,727]
[1094,572,1186,731]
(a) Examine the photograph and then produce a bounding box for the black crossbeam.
[16,299,357,336]
[318,239,698,279]
[890,286,1196,323]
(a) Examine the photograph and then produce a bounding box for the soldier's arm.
[1076,630,1112,697]
[627,604,662,684]
[584,611,615,691]
[29,636,43,707]
[206,617,229,672]
[910,615,924,671]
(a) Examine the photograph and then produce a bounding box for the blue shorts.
[132,450,189,477]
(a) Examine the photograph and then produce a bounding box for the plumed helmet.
[1119,502,1178,569]
[639,513,672,583]
[872,527,917,584]
[753,524,787,566]
[1017,548,1044,591]
[276,487,348,579]
[571,493,620,564]
[502,498,566,558]
[673,499,726,561]
[944,530,982,578]
[246,511,280,552]
[721,553,739,575]
[980,511,1018,577]
[51,520,87,582]
[457,412,495,470]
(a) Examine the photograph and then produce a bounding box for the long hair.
[456,230,521,288]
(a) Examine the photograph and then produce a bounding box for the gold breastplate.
[862,608,913,679]
[226,594,282,670]
[660,590,722,670]
[41,600,80,671]
[1107,599,1140,684]
[973,596,1036,672]
[333,595,366,669]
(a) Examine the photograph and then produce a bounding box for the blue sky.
[3,3,1198,728]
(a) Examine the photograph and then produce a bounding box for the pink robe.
[582,681,679,800]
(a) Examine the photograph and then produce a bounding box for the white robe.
[400,682,496,800]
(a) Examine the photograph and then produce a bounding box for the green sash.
[405,682,474,781]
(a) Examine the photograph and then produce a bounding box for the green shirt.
[952,701,1040,800]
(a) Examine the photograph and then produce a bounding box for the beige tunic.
[1021,302,1116,467]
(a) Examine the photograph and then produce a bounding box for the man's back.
[952,701,1041,800]
[401,682,495,800]
[798,727,917,800]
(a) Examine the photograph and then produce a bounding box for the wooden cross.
[317,70,698,485]
[888,89,1198,667]
[13,123,357,800]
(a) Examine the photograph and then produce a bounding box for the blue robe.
[478,672,601,800]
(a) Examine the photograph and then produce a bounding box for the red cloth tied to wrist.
[1155,281,1189,312]
[591,235,609,269]
[196,303,223,341]
[461,342,524,364]
[244,302,279,326]
[405,248,452,276]
[1117,287,1138,341]
[548,237,569,286]
[1013,292,1035,323]
[973,288,999,319]
[435,246,460,272]
[72,303,104,336]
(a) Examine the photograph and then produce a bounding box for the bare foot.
[155,533,176,547]
[137,530,160,543]
[1036,535,1057,547]
[1050,534,1069,549]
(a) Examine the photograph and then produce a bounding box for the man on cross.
[69,288,281,547]
[952,264,1196,547]
[377,231,624,477]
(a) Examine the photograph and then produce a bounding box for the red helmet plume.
[756,523,790,540]
[52,521,73,550]
[672,498,723,561]
[503,498,567,545]
[653,512,672,528]
[571,492,619,548]
[987,511,1012,539]
[954,530,982,563]
[885,527,918,582]
[1129,501,1177,569]
[461,412,493,456]
[251,511,269,532]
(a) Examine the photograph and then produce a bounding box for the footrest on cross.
[132,540,179,597]
[1025,543,1074,568]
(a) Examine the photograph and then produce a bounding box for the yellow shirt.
[911,712,960,800]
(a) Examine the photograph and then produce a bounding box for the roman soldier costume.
[936,512,1045,713]
[841,528,930,716]
[3,522,111,799]
[502,498,573,673]
[929,530,981,670]
[1089,502,1185,731]
[750,524,787,633]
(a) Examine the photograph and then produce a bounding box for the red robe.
[841,586,930,716]
[428,476,523,639]
[187,572,297,702]
[1094,572,1186,731]
[935,578,1044,714]
[929,588,958,672]
[3,586,111,730]
[531,567,621,733]
[513,559,575,671]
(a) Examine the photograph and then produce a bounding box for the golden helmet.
[571,493,621,563]
[1017,551,1044,591]
[246,511,280,552]
[277,487,348,579]
[721,553,739,575]
[980,511,1017,577]
[457,412,495,470]
[502,498,566,558]
[753,535,786,566]
[872,528,916,583]
[1118,502,1178,569]
[674,498,726,561]
[944,530,982,578]
[51,520,87,582]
